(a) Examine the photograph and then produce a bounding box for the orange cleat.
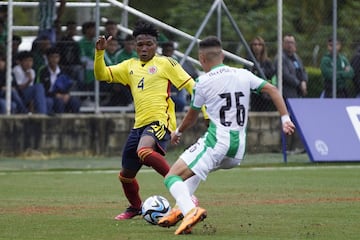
[175,207,207,235]
[158,207,183,227]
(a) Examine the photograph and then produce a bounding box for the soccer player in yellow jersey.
[94,20,197,220]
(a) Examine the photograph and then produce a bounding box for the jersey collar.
[211,63,226,70]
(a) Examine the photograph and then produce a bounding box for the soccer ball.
[142,195,171,225]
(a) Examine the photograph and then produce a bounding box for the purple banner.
[287,99,360,162]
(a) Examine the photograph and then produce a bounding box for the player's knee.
[118,172,135,183]
[164,175,183,189]
[137,147,153,163]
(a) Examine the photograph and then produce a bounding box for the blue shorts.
[121,121,171,171]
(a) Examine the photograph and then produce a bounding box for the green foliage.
[8,1,360,67]
[154,0,360,66]
[305,66,323,98]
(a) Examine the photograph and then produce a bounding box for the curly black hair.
[16,51,33,61]
[132,20,158,39]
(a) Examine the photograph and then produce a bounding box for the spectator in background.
[105,34,136,106]
[78,21,96,91]
[117,34,138,63]
[350,44,360,98]
[100,36,121,104]
[157,31,169,46]
[37,47,80,114]
[104,20,123,47]
[161,40,199,82]
[56,20,84,90]
[38,0,66,45]
[31,35,52,73]
[275,34,307,154]
[12,51,47,114]
[0,53,11,113]
[104,37,121,66]
[248,36,276,111]
[275,34,308,100]
[320,38,354,98]
[161,41,178,60]
[0,53,27,114]
[0,5,7,50]
[12,35,22,67]
[0,19,6,52]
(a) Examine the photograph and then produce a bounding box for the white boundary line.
[1,165,360,176]
[247,165,360,171]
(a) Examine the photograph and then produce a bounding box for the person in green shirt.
[117,34,138,63]
[104,37,121,66]
[78,21,96,91]
[0,19,6,51]
[105,35,136,106]
[320,38,354,98]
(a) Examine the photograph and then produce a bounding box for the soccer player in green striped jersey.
[158,36,295,235]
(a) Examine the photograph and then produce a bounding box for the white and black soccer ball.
[141,195,171,225]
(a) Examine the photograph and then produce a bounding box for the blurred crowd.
[0,2,359,115]
[0,2,137,114]
[0,2,200,114]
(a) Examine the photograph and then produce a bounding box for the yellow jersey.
[94,50,194,131]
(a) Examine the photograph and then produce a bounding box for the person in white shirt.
[37,47,80,113]
[158,36,295,235]
[12,51,47,114]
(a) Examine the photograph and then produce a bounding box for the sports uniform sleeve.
[94,49,112,82]
[183,79,195,95]
[246,69,267,94]
[190,81,205,111]
[94,49,129,85]
[163,58,193,90]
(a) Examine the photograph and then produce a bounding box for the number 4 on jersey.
[138,77,144,90]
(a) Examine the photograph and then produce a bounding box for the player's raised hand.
[96,35,112,50]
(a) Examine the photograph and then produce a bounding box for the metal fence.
[1,1,357,115]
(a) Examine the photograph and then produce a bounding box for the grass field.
[0,152,359,240]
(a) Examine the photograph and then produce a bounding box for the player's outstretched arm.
[183,80,209,121]
[171,108,200,145]
[261,83,295,135]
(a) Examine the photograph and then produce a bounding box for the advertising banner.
[287,99,360,162]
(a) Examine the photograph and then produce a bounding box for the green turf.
[0,153,359,239]
[0,151,309,171]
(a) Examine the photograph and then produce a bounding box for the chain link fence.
[1,1,359,114]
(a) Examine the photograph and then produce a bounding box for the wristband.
[281,115,291,124]
[174,128,182,137]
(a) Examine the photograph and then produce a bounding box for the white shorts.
[180,135,242,181]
